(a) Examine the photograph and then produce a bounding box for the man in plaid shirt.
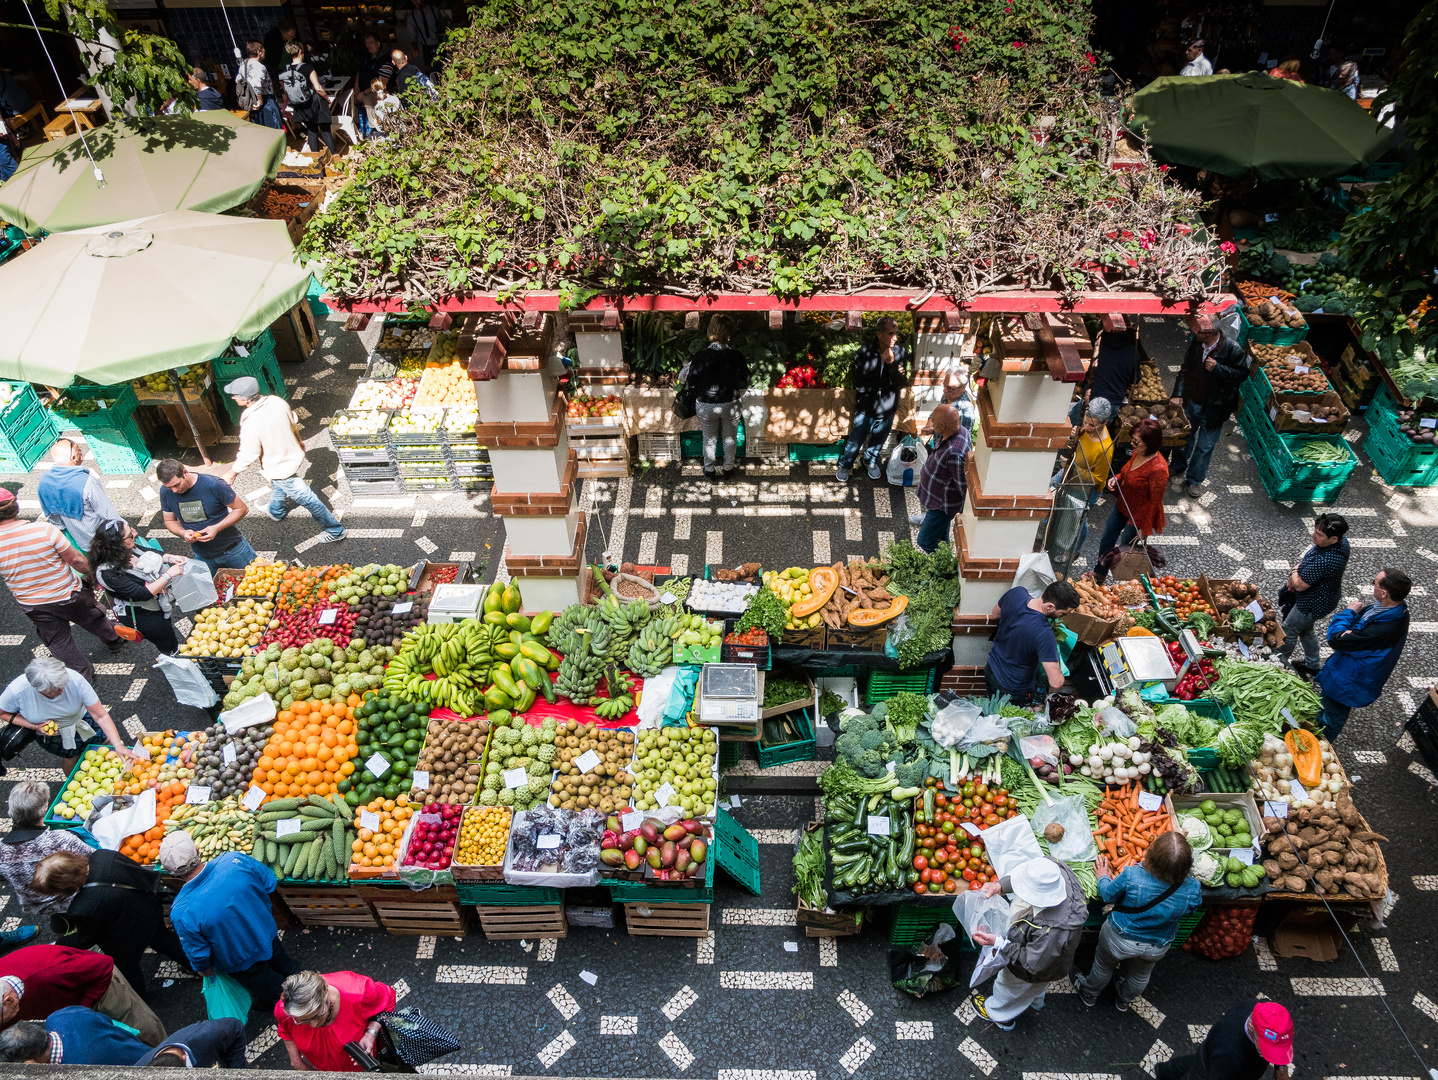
[910,404,971,553]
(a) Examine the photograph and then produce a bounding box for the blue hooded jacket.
[1317,601,1409,707]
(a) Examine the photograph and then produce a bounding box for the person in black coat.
[88,519,188,655]
[1168,323,1250,498]
[31,848,192,1001]
[1073,318,1140,426]
[685,314,750,477]
[134,1018,248,1069]
[837,317,910,482]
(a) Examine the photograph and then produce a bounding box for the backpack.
[235,61,261,111]
[278,64,314,106]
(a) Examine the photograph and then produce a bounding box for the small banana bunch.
[555,628,605,705]
[626,618,675,677]
[546,604,588,655]
[594,666,635,719]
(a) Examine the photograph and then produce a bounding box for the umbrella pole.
[169,369,213,466]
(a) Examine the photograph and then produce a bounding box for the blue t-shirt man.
[985,582,1080,703]
[158,470,245,559]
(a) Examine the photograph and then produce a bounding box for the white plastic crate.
[638,433,682,462]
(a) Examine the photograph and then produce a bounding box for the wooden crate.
[476,904,568,941]
[278,887,379,928]
[368,897,470,935]
[798,899,861,937]
[622,901,711,937]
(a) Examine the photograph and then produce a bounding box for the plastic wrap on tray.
[502,807,605,887]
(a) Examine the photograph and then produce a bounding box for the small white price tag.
[1263,800,1289,818]
[1137,790,1164,812]
[223,743,237,765]
[392,601,413,615]
[1245,600,1265,620]
[866,815,891,836]
[885,761,895,774]
[242,785,265,811]
[659,592,677,605]
[1422,418,1438,430]
[579,971,598,986]
[1280,708,1296,726]
[1288,779,1308,800]
[504,767,529,789]
[1265,213,1279,223]
[574,749,602,774]
[234,344,250,357]
[1230,847,1254,865]
[1300,278,1313,288]
[1237,638,1251,658]
[537,834,562,850]
[412,770,430,790]
[655,781,677,807]
[133,739,146,756]
[1294,365,1310,374]
[318,609,337,625]
[783,941,799,952]
[360,810,381,832]
[366,753,391,778]
[224,584,235,603]
[960,822,982,837]
[185,785,211,804]
[1313,308,1324,315]
[1270,406,1279,421]
[276,818,302,837]
[622,810,644,831]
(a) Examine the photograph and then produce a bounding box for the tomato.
[961,783,975,797]
[962,797,974,808]
[943,879,959,894]
[927,882,942,894]
[920,868,933,884]
[985,813,1000,827]
[912,856,928,871]
[913,882,927,895]
[935,793,948,807]
[993,794,1008,808]
[968,857,983,870]
[940,822,955,835]
[942,861,956,875]
[969,880,983,891]
[932,870,947,884]
[918,847,934,862]
[962,868,977,881]
[979,803,994,817]
[969,844,985,858]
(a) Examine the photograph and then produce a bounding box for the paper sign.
[659,592,677,605]
[224,585,235,603]
[655,781,676,807]
[866,815,891,836]
[537,834,562,850]
[412,770,430,790]
[1422,418,1438,430]
[185,785,211,804]
[234,345,250,358]
[392,601,413,615]
[276,818,302,837]
[622,810,644,831]
[1300,278,1313,288]
[1294,365,1310,374]
[729,794,742,809]
[960,822,982,837]
[223,742,237,765]
[783,941,798,952]
[504,767,529,790]
[574,749,602,774]
[1265,213,1279,223]
[1313,308,1324,314]
[360,810,381,832]
[1236,638,1251,659]
[133,739,146,756]
[1263,800,1289,818]
[1137,791,1164,812]
[366,753,391,778]
[1229,847,1254,865]
[1288,779,1309,801]
[579,971,598,986]
[242,785,265,811]
[318,609,337,625]
[1280,708,1296,727]
[1245,600,1265,620]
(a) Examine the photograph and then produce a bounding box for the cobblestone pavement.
[0,313,1435,1078]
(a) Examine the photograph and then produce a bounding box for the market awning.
[0,210,310,388]
[0,110,284,235]
[1129,73,1392,181]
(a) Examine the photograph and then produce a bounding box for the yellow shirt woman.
[1073,429,1114,489]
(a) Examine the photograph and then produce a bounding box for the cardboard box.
[1266,390,1350,434]
[764,388,854,444]
[1062,610,1124,647]
[762,674,817,720]
[1270,905,1360,961]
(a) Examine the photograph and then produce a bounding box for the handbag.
[1277,584,1296,619]
[1098,539,1166,572]
[374,1007,461,1068]
[672,362,698,421]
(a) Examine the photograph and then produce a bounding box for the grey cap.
[1085,396,1114,422]
[223,376,261,399]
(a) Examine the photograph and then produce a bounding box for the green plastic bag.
[202,973,252,1022]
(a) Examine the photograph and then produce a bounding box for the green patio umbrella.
[0,210,310,388]
[1129,73,1391,180]
[0,110,284,234]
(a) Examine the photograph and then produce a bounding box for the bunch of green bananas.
[555,631,604,705]
[626,619,674,677]
[383,619,513,716]
[546,604,588,654]
[595,666,635,719]
[598,593,652,635]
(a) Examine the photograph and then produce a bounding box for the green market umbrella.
[0,110,284,234]
[0,210,310,388]
[1129,73,1392,180]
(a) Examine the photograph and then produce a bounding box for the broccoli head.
[835,731,864,762]
[859,729,888,752]
[893,758,929,788]
[854,749,886,778]
[841,713,879,736]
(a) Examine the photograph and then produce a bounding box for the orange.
[339,761,355,777]
[293,701,310,716]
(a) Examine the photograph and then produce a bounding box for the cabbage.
[1191,850,1226,887]
[1178,813,1213,851]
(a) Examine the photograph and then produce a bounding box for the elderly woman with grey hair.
[276,969,397,1071]
[0,657,142,772]
[0,781,94,918]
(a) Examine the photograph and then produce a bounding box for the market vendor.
[155,459,256,576]
[986,581,1080,705]
[0,658,142,773]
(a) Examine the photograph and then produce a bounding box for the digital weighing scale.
[696,663,761,724]
[1091,629,1206,693]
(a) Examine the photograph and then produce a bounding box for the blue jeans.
[0,142,17,182]
[838,396,896,473]
[916,509,952,553]
[269,476,344,536]
[1318,691,1353,740]
[199,536,258,576]
[249,99,283,129]
[1171,400,1223,485]
[1094,505,1137,579]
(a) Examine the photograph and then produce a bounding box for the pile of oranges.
[120,780,188,866]
[276,565,351,612]
[412,361,477,409]
[350,794,414,869]
[252,697,361,804]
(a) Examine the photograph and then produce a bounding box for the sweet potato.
[1276,851,1300,871]
[1280,874,1308,892]
[1263,859,1283,879]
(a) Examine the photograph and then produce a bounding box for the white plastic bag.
[220,692,277,735]
[1094,706,1136,740]
[1013,552,1057,598]
[1018,734,1059,768]
[154,654,218,709]
[981,813,1045,880]
[886,436,928,487]
[931,698,1010,751]
[168,559,218,613]
[953,889,1012,941]
[1031,795,1098,862]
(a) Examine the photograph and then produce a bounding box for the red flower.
[1219,241,1238,255]
[1159,164,1169,172]
[1012,41,1027,48]
[1085,52,1097,65]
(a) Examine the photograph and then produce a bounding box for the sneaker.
[909,513,925,526]
[1186,482,1203,498]
[1114,997,1131,1013]
[106,638,128,653]
[1070,969,1096,1007]
[836,466,851,482]
[0,925,38,949]
[264,508,286,522]
[319,531,347,543]
[867,462,882,480]
[972,995,1015,1031]
[722,465,737,476]
[1028,996,1046,1012]
[703,467,718,478]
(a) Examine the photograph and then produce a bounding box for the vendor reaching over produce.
[1276,514,1350,679]
[1314,568,1411,740]
[986,581,1080,705]
[1072,832,1201,1011]
[1071,317,1139,426]
[1094,419,1168,584]
[970,856,1087,1030]
[836,317,909,482]
[1169,322,1250,499]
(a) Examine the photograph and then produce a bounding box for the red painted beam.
[328,289,1236,317]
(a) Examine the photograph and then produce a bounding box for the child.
[364,78,401,137]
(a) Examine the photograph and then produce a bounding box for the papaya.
[792,567,839,618]
[846,593,909,627]
[483,583,504,614]
[530,610,554,635]
[506,612,532,632]
[1284,728,1324,787]
[502,583,523,614]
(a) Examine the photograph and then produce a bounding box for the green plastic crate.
[305,275,331,317]
[713,808,761,894]
[43,757,85,829]
[1238,308,1308,347]
[718,741,743,770]
[50,383,138,433]
[1251,441,1354,503]
[1271,432,1357,482]
[1252,362,1330,403]
[607,834,717,904]
[864,668,936,705]
[0,414,59,473]
[887,904,977,950]
[681,422,746,460]
[455,882,562,906]
[788,439,845,462]
[1171,908,1207,947]
[1362,387,1438,487]
[757,706,816,768]
[86,422,152,475]
[215,332,287,422]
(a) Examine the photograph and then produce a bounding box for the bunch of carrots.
[1092,782,1172,871]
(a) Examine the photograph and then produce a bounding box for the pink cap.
[1251,1002,1294,1065]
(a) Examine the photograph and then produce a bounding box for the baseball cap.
[0,489,14,505]
[159,831,201,874]
[1251,1002,1294,1065]
[223,376,261,399]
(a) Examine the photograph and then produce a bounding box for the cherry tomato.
[928,882,942,894]
[979,803,994,817]
[993,794,1008,808]
[969,844,985,858]
[968,857,983,870]
[943,861,956,875]
[969,880,983,891]
[932,870,947,884]
[940,822,955,835]
[985,813,1000,827]
[935,793,948,807]
[913,882,927,895]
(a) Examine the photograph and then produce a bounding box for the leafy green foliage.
[304,0,1217,305]
[738,587,788,642]
[28,0,192,116]
[883,540,960,668]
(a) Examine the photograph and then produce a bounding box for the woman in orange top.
[1094,418,1168,583]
